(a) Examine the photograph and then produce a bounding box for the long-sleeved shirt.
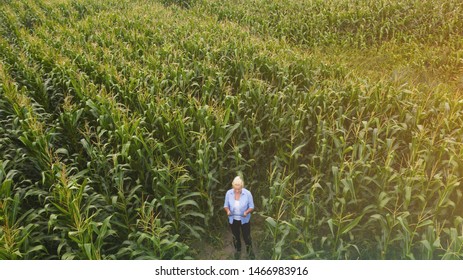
[223,187,254,224]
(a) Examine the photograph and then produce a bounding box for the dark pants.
[230,219,251,251]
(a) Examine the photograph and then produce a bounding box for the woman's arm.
[243,191,255,216]
[224,191,231,215]
[243,208,253,216]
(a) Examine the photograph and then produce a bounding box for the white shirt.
[233,199,241,220]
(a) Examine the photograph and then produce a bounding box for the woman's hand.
[243,208,253,217]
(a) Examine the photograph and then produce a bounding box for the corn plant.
[1,0,462,260]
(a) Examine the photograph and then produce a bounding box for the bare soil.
[193,214,266,260]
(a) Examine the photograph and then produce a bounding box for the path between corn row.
[195,214,266,260]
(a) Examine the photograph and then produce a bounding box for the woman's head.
[232,176,244,192]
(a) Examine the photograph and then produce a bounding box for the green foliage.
[1,0,462,259]
[161,0,197,9]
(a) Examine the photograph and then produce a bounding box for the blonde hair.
[232,176,244,187]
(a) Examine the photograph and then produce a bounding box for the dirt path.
[194,215,265,260]
[196,226,237,260]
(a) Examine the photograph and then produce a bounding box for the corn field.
[0,0,462,260]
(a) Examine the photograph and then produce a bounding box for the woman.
[223,176,255,259]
